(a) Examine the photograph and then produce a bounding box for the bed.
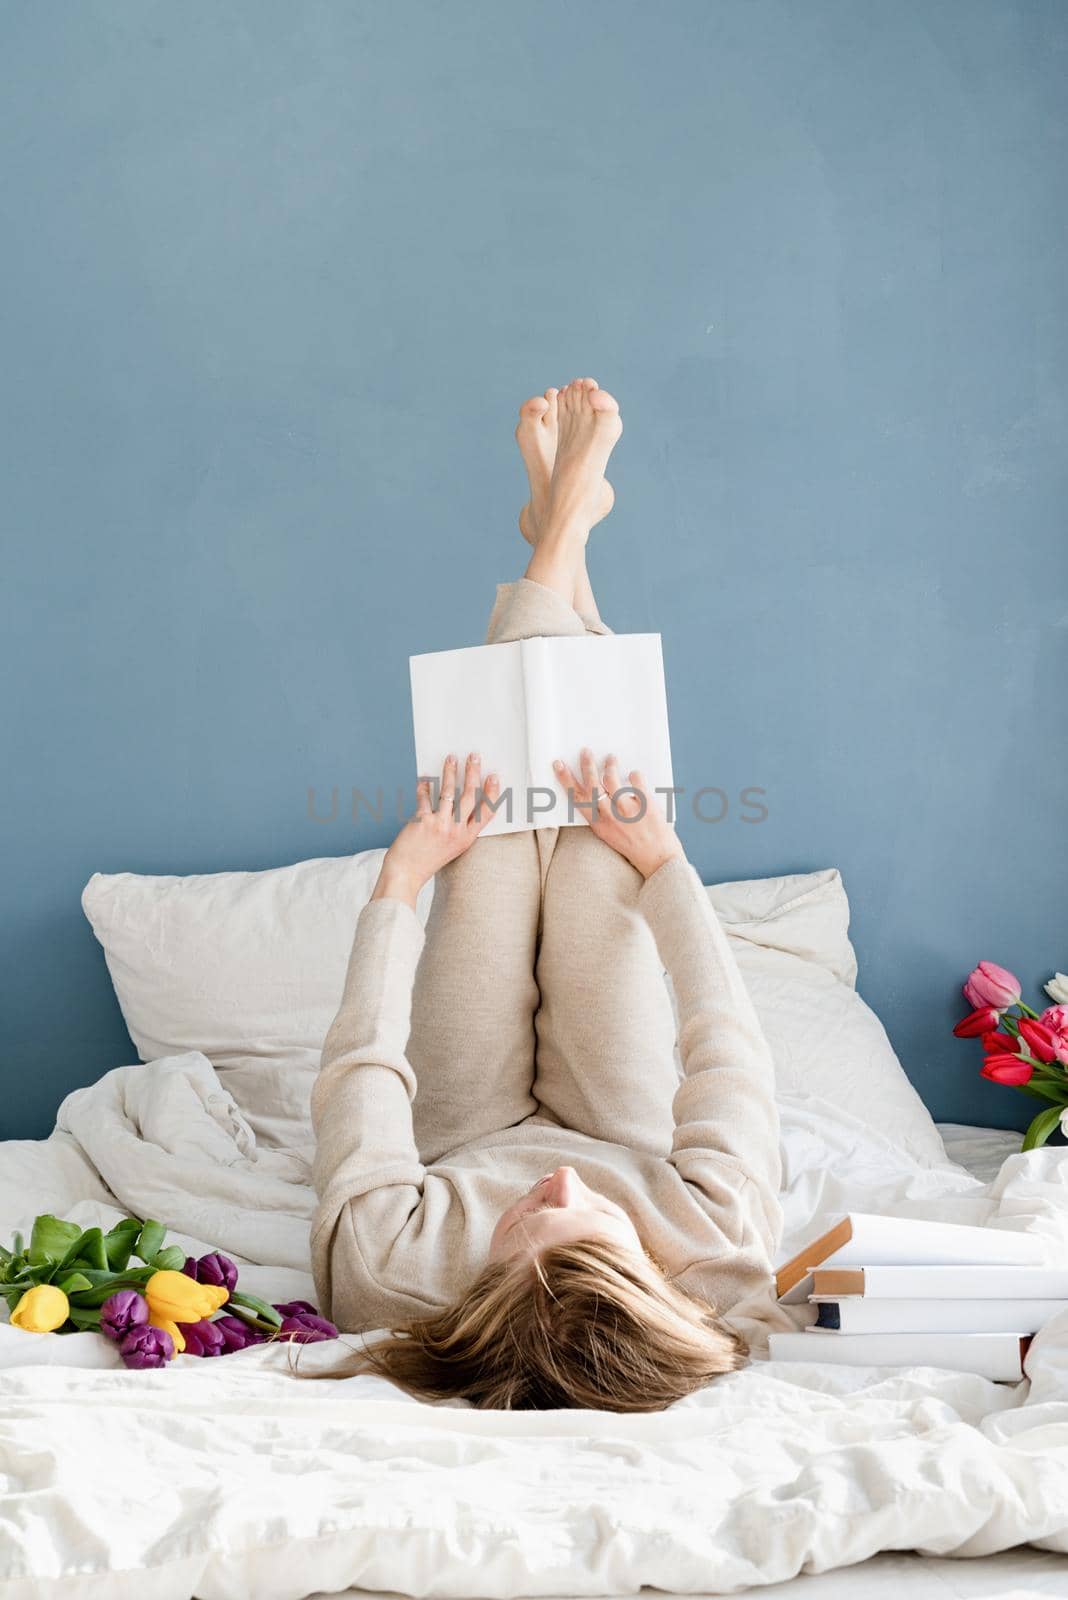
[1,856,1066,1598]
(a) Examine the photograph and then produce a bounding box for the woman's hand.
[371,754,501,908]
[553,749,685,880]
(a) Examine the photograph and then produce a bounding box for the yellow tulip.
[145,1269,228,1326]
[11,1284,70,1333]
[147,1312,185,1356]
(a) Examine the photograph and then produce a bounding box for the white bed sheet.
[321,1548,1068,1600]
[1,1053,1066,1599]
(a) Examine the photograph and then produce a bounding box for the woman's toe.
[589,386,619,413]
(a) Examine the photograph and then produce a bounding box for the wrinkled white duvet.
[2,1052,1067,1599]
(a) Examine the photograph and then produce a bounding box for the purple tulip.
[278,1310,338,1344]
[100,1289,150,1343]
[272,1299,319,1319]
[182,1252,239,1293]
[180,1318,226,1358]
[214,1314,266,1354]
[119,1324,174,1369]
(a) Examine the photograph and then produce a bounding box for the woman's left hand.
[553,748,684,880]
[371,753,501,908]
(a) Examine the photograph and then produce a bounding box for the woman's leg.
[533,827,679,1157]
[518,381,678,1154]
[410,380,646,1162]
[408,531,607,1164]
[408,831,543,1163]
[516,382,613,626]
[570,552,605,634]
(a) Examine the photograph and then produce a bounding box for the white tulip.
[1045,972,1068,1006]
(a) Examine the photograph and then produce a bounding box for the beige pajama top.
[310,851,792,1351]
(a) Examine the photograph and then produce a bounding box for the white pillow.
[82,854,947,1166]
[704,871,945,1166]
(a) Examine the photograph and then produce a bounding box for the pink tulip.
[953,1007,1000,1039]
[1039,1006,1068,1066]
[963,962,1021,1011]
[1018,1020,1058,1065]
[980,1055,1034,1087]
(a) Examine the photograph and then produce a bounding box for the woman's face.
[487,1165,643,1263]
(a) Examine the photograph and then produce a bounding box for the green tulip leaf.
[67,1305,103,1328]
[57,1231,93,1272]
[103,1219,142,1271]
[64,1267,142,1286]
[67,1269,152,1307]
[77,1228,109,1272]
[4,1264,39,1286]
[1018,1079,1068,1106]
[135,1220,166,1264]
[149,1246,186,1272]
[1017,1082,1058,1102]
[229,1290,282,1328]
[1022,1106,1063,1151]
[58,1272,95,1295]
[28,1215,84,1267]
[69,1287,126,1309]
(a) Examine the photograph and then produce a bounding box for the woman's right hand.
[553,749,685,880]
[371,753,500,908]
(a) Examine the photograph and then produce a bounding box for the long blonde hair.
[298,1237,747,1411]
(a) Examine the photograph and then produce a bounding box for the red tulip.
[963,961,1021,1011]
[981,1031,1019,1054]
[953,1007,1000,1038]
[1018,1020,1058,1065]
[1039,1006,1068,1066]
[980,1055,1034,1087]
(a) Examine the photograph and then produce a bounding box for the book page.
[530,633,675,830]
[409,641,530,835]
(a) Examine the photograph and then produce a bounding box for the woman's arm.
[637,854,783,1255]
[553,751,782,1258]
[310,754,500,1322]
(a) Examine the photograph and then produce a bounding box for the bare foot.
[515,382,613,545]
[539,379,622,545]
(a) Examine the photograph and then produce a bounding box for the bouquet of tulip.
[953,964,1068,1151]
[0,1213,337,1368]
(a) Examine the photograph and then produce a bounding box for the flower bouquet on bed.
[953,963,1068,1150]
[0,1213,337,1367]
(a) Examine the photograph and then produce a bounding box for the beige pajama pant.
[408,578,680,1165]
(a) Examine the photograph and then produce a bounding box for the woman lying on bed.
[307,379,785,1411]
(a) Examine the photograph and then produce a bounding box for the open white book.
[409,634,674,836]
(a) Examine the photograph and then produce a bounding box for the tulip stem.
[1016,1001,1039,1019]
[226,1301,281,1336]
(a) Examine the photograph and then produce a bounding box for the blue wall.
[3,0,1066,1139]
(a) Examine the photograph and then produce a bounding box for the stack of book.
[767,1214,1064,1381]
